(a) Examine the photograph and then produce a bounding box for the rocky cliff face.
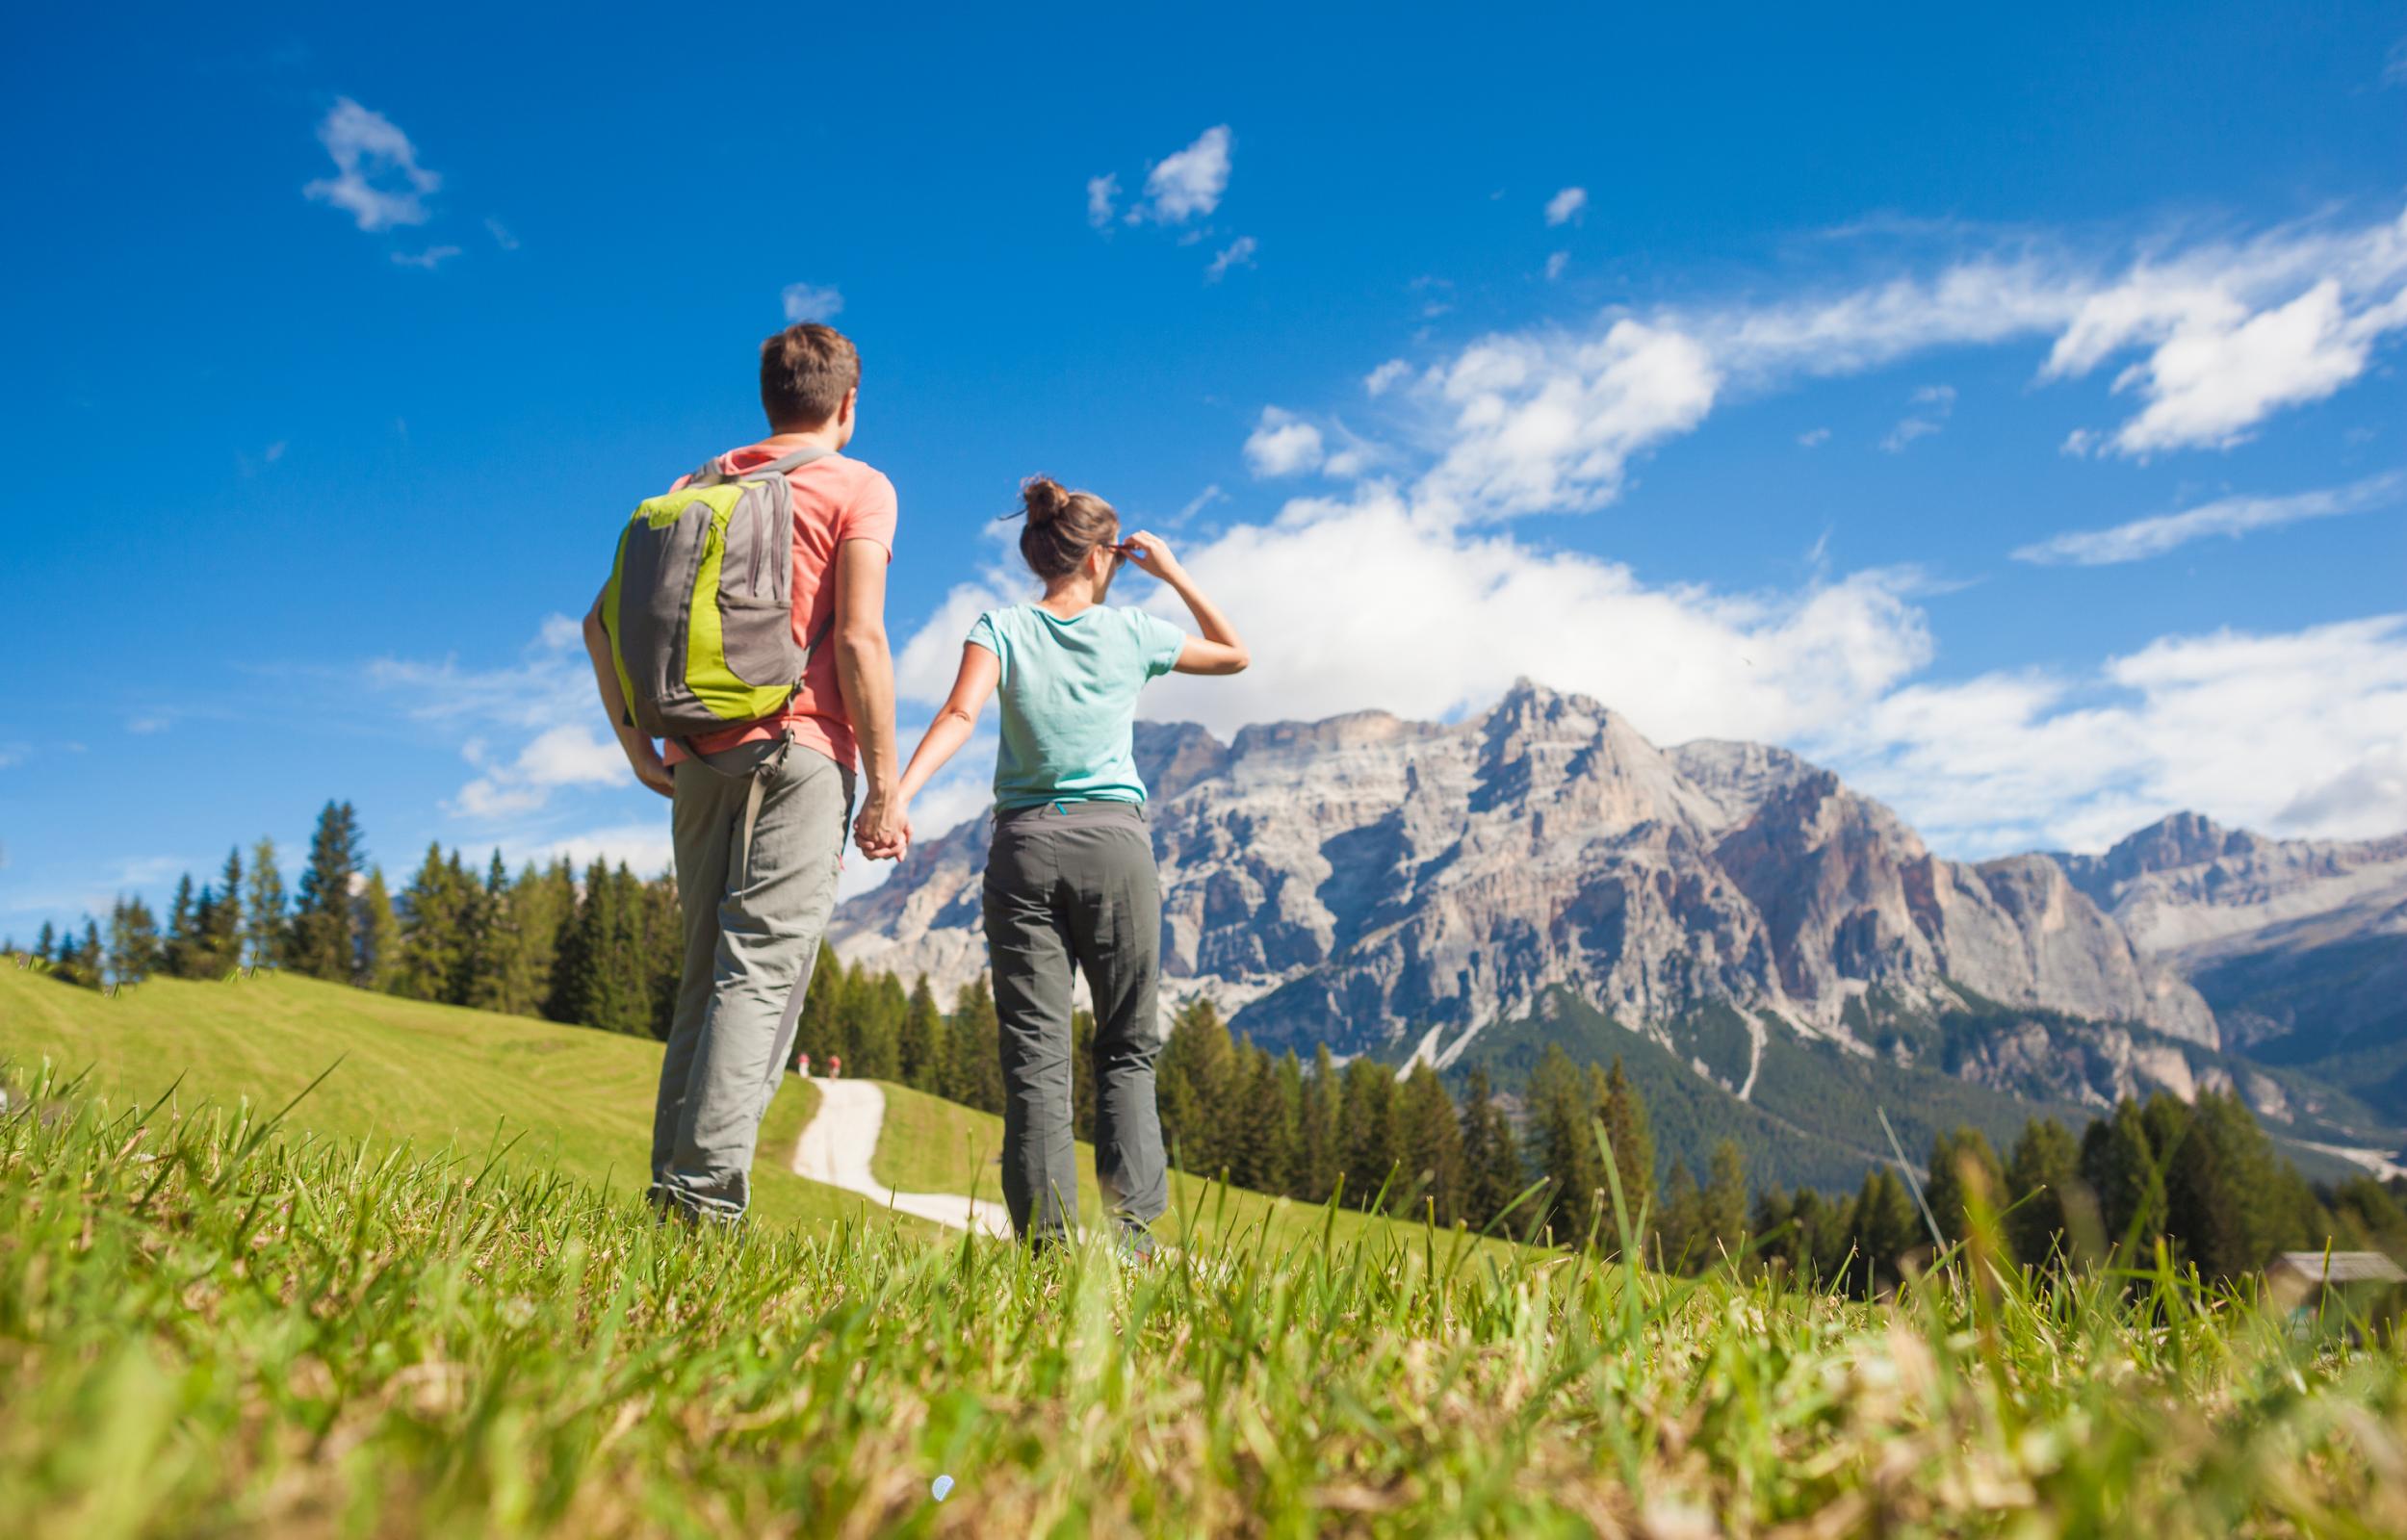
[830,681,2218,1084]
[2049,814,2407,1057]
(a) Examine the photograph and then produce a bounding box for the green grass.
[6,1058,2406,1535]
[0,966,877,1231]
[867,1079,1504,1255]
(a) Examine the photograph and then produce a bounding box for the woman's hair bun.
[1021,475,1070,526]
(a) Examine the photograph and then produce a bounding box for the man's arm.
[582,590,674,798]
[831,539,905,856]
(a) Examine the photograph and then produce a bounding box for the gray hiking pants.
[983,799,1170,1242]
[651,734,852,1220]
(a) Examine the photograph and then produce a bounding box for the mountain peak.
[2103,810,2245,878]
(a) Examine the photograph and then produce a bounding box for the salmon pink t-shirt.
[660,442,897,771]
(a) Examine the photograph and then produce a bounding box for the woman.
[888,476,1249,1250]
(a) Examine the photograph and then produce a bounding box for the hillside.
[0,966,879,1231]
[0,966,1511,1253]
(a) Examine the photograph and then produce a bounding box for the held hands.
[853,794,912,862]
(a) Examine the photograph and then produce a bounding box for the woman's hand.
[1119,529,1185,581]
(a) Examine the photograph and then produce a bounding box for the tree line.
[18,803,2404,1297]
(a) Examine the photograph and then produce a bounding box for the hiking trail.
[789,1077,1014,1236]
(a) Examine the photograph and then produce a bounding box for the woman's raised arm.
[1120,530,1250,676]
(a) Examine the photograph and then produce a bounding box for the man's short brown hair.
[759,322,861,429]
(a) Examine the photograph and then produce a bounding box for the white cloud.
[303,98,439,231]
[2013,470,2407,566]
[391,245,460,270]
[1363,359,1412,396]
[1204,235,1256,282]
[369,615,638,824]
[264,441,286,463]
[1085,173,1120,228]
[1133,125,1232,223]
[1879,382,1955,452]
[1414,318,1721,519]
[527,824,674,879]
[1822,615,2407,853]
[1242,407,1326,477]
[1172,484,1226,525]
[782,282,844,322]
[1544,187,1588,227]
[484,218,519,251]
[1126,486,1933,749]
[1797,427,1830,448]
[1545,250,1569,281]
[455,724,626,818]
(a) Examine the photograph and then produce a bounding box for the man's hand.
[634,751,675,799]
[853,795,911,861]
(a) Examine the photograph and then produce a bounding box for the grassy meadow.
[5,965,2407,1535]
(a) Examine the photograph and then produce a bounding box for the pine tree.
[61,919,106,988]
[1337,1057,1403,1213]
[34,920,56,963]
[1295,1045,1340,1202]
[203,847,245,973]
[635,869,682,1040]
[2161,1090,2287,1280]
[288,801,364,982]
[1752,1185,1799,1277]
[1228,1044,1297,1196]
[394,843,468,1002]
[163,874,201,978]
[898,975,945,1091]
[2080,1097,2163,1254]
[546,860,608,1028]
[1530,1043,1603,1245]
[517,860,578,1021]
[106,895,161,985]
[1656,1164,1704,1270]
[1698,1139,1749,1264]
[357,868,401,991]
[1924,1125,2005,1247]
[944,977,1004,1113]
[1398,1060,1463,1224]
[1159,999,1235,1176]
[1598,1058,1656,1248]
[1458,1066,1527,1235]
[1846,1166,1924,1296]
[793,945,848,1069]
[246,835,286,969]
[2005,1116,2083,1268]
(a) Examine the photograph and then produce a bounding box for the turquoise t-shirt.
[966,603,1187,810]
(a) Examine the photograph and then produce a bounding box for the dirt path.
[789,1077,1015,1236]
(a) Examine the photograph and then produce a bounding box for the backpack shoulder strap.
[688,445,834,490]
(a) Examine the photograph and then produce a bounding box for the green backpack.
[601,447,830,747]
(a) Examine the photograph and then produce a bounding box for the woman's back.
[968,603,1186,811]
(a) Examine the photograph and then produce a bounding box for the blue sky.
[5,2,2406,942]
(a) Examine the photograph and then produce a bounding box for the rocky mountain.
[2047,814,2407,1120]
[841,681,2206,1043]
[832,681,2407,1183]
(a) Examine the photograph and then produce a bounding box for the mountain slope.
[2049,811,2407,1119]
[838,680,2212,1068]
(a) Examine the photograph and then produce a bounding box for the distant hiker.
[885,477,1249,1251]
[795,1052,813,1080]
[826,1054,842,1080]
[582,321,908,1222]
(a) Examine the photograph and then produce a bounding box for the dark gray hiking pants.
[651,735,852,1220]
[983,799,1169,1241]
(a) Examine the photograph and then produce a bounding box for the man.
[582,321,908,1220]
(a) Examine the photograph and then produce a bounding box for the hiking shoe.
[1113,1221,1158,1267]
